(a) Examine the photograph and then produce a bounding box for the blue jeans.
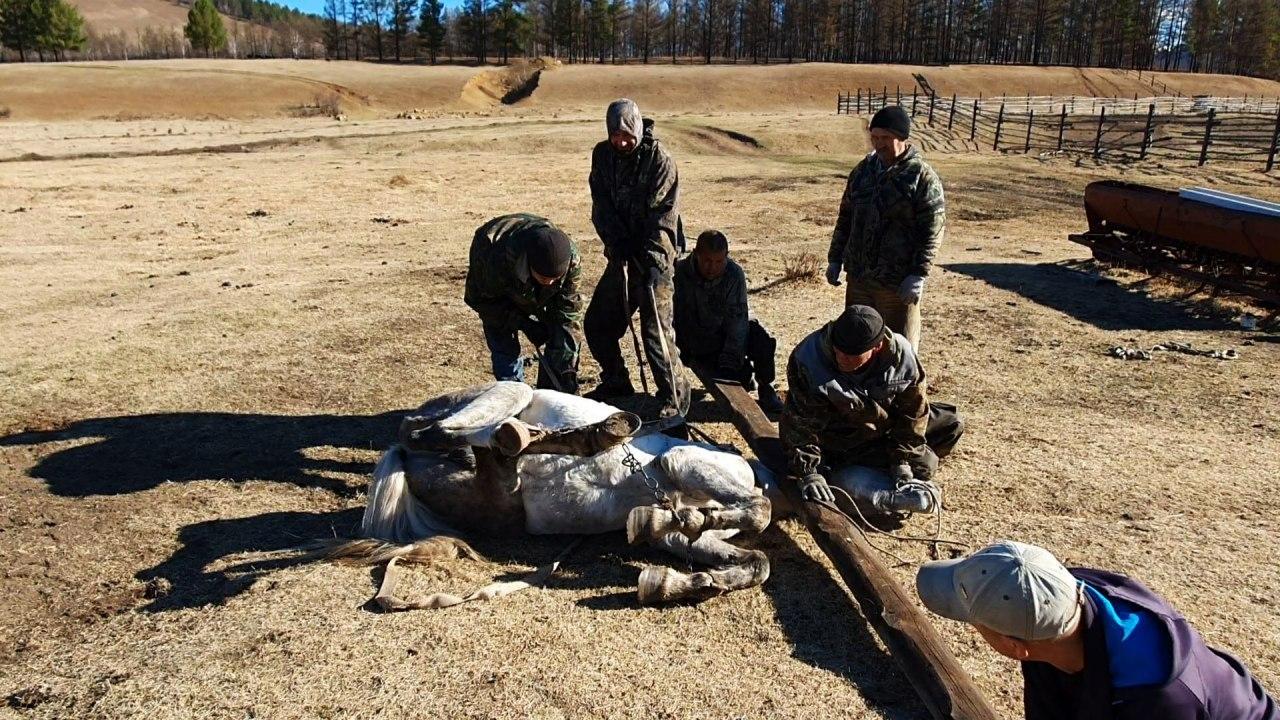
[482,322,524,382]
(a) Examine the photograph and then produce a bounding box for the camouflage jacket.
[780,326,929,477]
[589,118,683,273]
[673,255,749,367]
[464,214,584,331]
[828,146,946,285]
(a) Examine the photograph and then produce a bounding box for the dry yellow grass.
[3,59,1279,121]
[0,65,1278,719]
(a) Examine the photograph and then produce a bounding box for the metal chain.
[620,441,670,508]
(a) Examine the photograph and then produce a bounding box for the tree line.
[3,0,1275,78]
[320,0,1277,77]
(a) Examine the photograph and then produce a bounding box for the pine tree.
[390,0,415,60]
[40,0,86,59]
[185,0,228,56]
[417,0,445,61]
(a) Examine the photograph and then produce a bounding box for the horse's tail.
[361,444,459,543]
[302,445,479,567]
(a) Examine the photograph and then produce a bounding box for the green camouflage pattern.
[828,146,946,285]
[464,213,584,332]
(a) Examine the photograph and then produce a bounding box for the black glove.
[798,473,835,503]
[890,463,914,487]
[520,316,549,347]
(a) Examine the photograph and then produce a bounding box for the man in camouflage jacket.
[827,105,945,349]
[464,213,583,393]
[583,98,690,418]
[780,305,962,513]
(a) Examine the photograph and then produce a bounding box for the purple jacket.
[1022,568,1277,720]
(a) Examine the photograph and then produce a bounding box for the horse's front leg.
[490,411,641,457]
[636,532,771,605]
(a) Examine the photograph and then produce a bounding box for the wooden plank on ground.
[693,369,999,720]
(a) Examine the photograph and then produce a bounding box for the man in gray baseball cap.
[917,540,1277,720]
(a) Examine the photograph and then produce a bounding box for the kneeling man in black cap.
[779,305,962,514]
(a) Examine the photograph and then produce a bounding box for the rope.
[815,484,970,566]
[372,536,583,611]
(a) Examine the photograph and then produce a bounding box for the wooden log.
[692,368,1000,720]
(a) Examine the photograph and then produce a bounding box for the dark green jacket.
[828,146,946,285]
[464,214,583,331]
[780,326,930,477]
[673,255,749,368]
[589,118,683,272]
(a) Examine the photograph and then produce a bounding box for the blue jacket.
[1022,568,1276,720]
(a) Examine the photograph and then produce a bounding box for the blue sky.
[276,0,463,15]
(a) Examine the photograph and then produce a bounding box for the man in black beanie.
[464,213,583,393]
[779,305,963,514]
[826,104,946,350]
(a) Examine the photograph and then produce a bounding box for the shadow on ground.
[946,260,1239,331]
[0,410,406,497]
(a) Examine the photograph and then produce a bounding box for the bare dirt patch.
[0,104,1277,719]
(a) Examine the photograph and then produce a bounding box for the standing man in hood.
[827,105,946,349]
[917,540,1277,720]
[583,98,690,419]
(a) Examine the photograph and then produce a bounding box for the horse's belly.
[517,450,661,535]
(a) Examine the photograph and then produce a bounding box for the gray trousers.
[584,258,685,406]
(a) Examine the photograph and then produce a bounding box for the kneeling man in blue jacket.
[917,541,1276,720]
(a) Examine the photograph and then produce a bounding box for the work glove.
[898,274,925,304]
[889,463,915,488]
[798,473,835,503]
[825,262,843,287]
[520,316,549,347]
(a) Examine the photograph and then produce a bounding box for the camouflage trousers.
[845,276,923,350]
[584,257,687,409]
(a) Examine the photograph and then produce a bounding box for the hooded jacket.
[1022,568,1277,720]
[780,325,929,477]
[589,118,683,272]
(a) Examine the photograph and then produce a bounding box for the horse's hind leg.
[636,531,770,605]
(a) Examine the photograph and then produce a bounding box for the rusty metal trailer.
[1069,180,1280,308]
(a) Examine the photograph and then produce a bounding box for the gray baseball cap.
[915,541,1081,641]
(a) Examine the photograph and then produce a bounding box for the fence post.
[912,87,918,116]
[1025,109,1034,153]
[1140,103,1155,160]
[948,93,957,130]
[1267,104,1280,172]
[1058,105,1067,151]
[856,88,862,113]
[1199,108,1215,166]
[837,92,842,114]
[971,99,980,142]
[1093,106,1106,159]
[897,84,901,105]
[928,93,936,124]
[883,85,888,108]
[994,103,1006,150]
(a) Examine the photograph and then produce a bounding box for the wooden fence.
[837,88,1280,172]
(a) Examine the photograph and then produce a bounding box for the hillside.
[1,59,1279,121]
[70,0,255,36]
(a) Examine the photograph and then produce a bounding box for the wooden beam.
[693,369,999,720]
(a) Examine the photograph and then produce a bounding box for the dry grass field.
[0,62,1278,719]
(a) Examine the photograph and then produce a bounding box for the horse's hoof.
[492,419,532,457]
[637,566,717,605]
[626,506,677,545]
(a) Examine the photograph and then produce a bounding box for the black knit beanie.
[830,305,886,355]
[525,226,572,278]
[870,105,911,139]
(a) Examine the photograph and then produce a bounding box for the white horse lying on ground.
[327,382,777,605]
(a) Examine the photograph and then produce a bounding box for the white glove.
[898,274,925,303]
[825,262,843,286]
